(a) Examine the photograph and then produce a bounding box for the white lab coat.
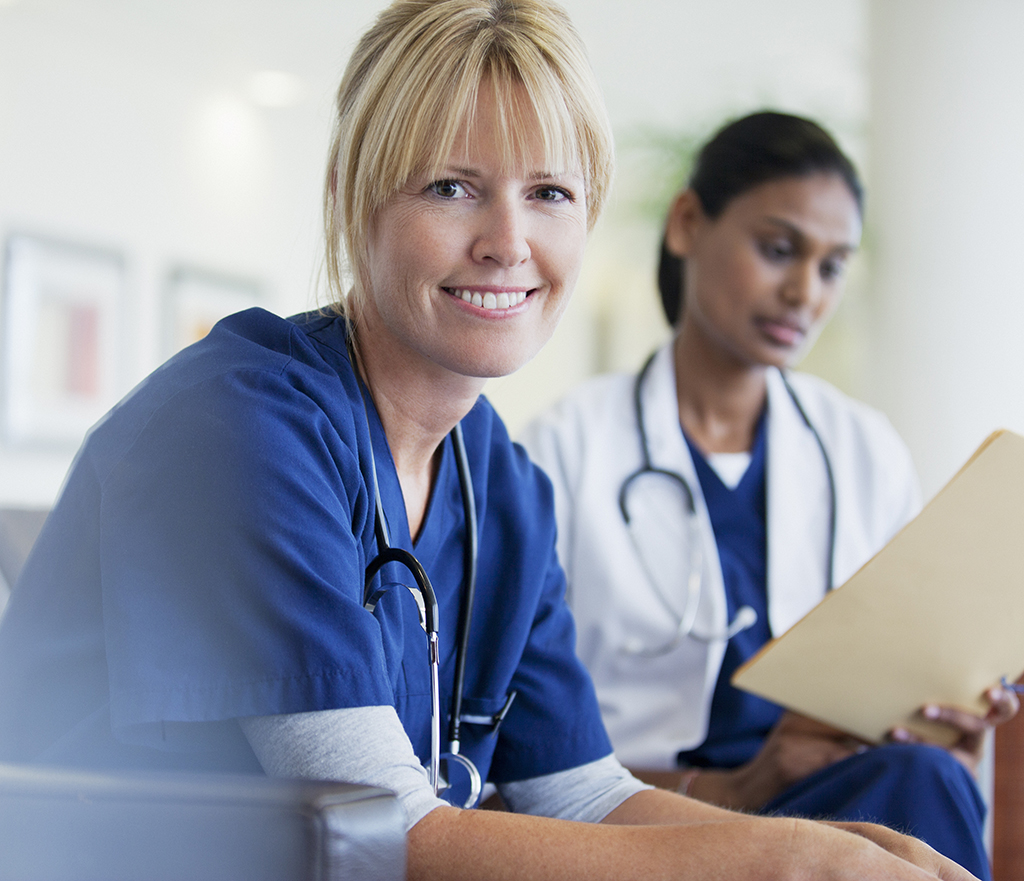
[520,343,921,769]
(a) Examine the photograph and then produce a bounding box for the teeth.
[451,289,528,310]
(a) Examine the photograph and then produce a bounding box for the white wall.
[868,0,1024,496]
[0,0,866,505]
[0,0,379,503]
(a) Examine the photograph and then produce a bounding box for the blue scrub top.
[678,413,784,769]
[0,309,611,784]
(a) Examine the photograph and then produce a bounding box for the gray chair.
[0,762,405,880]
[0,506,48,609]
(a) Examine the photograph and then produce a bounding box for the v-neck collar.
[683,409,768,496]
[361,401,458,577]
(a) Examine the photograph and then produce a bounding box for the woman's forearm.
[406,794,976,881]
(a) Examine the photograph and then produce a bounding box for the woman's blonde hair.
[323,0,613,318]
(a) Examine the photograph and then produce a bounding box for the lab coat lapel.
[637,345,729,641]
[765,369,831,635]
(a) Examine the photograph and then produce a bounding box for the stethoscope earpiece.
[724,605,758,638]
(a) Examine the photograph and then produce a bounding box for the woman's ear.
[664,189,704,258]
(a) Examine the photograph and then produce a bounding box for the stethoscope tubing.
[778,373,838,592]
[448,423,476,755]
[361,424,480,805]
[621,350,837,652]
[355,362,486,807]
[351,337,489,806]
[364,545,441,791]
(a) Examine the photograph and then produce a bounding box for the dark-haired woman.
[522,111,1017,880]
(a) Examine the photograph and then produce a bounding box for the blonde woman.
[0,4,982,879]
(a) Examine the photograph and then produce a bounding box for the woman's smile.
[444,287,532,312]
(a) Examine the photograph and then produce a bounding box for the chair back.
[0,762,406,881]
[0,507,48,606]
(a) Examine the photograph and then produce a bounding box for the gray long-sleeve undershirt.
[240,706,650,831]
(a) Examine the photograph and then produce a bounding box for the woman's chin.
[450,336,549,381]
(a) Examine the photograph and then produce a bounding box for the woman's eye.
[759,240,794,262]
[427,179,467,199]
[820,258,847,281]
[533,185,573,203]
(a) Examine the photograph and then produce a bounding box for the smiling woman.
[0,8,990,881]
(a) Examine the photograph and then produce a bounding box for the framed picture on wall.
[162,266,262,359]
[1,233,125,448]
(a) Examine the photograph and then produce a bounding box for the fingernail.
[923,705,940,719]
[891,727,910,741]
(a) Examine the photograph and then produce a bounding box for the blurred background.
[1,0,1023,507]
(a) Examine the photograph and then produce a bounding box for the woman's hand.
[821,819,981,881]
[890,682,1020,775]
[687,712,869,810]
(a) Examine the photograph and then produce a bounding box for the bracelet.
[678,768,700,797]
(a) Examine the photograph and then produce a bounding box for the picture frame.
[1,233,125,448]
[162,266,262,360]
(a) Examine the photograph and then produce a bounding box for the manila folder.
[732,429,1024,747]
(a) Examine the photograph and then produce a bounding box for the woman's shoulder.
[109,308,348,409]
[781,371,897,430]
[468,394,542,481]
[88,308,363,475]
[185,307,349,375]
[138,307,348,398]
[461,397,562,536]
[777,370,914,472]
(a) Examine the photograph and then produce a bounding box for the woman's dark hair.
[657,110,864,327]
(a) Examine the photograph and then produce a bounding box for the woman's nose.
[471,199,531,267]
[781,261,822,310]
